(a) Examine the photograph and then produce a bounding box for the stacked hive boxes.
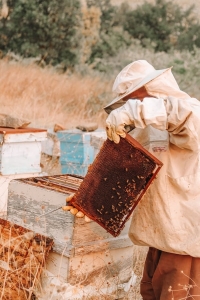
[7,174,134,299]
[0,127,47,215]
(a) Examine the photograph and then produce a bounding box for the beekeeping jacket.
[108,68,200,257]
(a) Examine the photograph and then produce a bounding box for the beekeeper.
[105,60,200,300]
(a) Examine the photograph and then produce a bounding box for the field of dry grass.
[0,59,111,131]
[1,42,200,135]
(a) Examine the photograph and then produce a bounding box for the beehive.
[6,174,134,298]
[0,127,47,175]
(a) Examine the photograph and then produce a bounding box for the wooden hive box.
[0,127,47,175]
[0,127,47,216]
[6,174,134,299]
[56,129,106,176]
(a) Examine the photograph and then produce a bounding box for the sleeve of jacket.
[121,97,198,151]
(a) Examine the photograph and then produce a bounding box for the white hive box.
[6,174,134,299]
[0,127,47,175]
[0,127,47,216]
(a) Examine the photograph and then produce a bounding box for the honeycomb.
[71,134,163,236]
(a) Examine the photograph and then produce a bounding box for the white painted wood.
[0,130,47,175]
[7,180,74,256]
[2,131,47,143]
[68,246,133,286]
[35,247,134,300]
[0,172,46,216]
[0,142,42,174]
[72,218,132,256]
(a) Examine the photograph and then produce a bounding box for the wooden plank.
[3,131,47,143]
[0,127,47,134]
[73,235,133,256]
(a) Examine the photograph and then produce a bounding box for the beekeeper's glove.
[106,105,134,144]
[62,193,91,222]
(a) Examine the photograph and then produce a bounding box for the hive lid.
[70,133,163,237]
[0,127,47,134]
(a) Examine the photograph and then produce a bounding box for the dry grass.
[1,43,200,135]
[0,219,53,300]
[0,59,111,130]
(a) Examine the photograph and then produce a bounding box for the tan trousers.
[140,247,200,300]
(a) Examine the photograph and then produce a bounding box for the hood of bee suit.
[104,60,190,114]
[145,68,190,101]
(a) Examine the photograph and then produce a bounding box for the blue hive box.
[56,129,106,176]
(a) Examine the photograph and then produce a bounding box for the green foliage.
[1,0,200,70]
[123,0,200,53]
[0,0,81,68]
[86,0,131,66]
[87,0,116,32]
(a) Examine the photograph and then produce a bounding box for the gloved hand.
[106,124,126,144]
[106,105,134,144]
[62,193,91,222]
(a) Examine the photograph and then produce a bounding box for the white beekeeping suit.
[105,60,200,257]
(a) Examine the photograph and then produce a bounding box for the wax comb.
[70,133,163,237]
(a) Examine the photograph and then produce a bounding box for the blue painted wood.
[59,142,94,164]
[56,129,92,144]
[57,129,106,176]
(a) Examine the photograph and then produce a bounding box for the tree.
[123,0,199,52]
[86,0,131,65]
[0,0,81,68]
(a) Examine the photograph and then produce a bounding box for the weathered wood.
[0,172,46,215]
[68,246,133,286]
[0,128,47,175]
[73,217,130,243]
[0,218,53,300]
[41,130,60,157]
[2,131,47,143]
[7,180,74,256]
[72,217,132,256]
[7,175,134,299]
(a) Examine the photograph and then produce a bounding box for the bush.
[0,0,81,68]
[123,0,200,53]
[86,0,131,66]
